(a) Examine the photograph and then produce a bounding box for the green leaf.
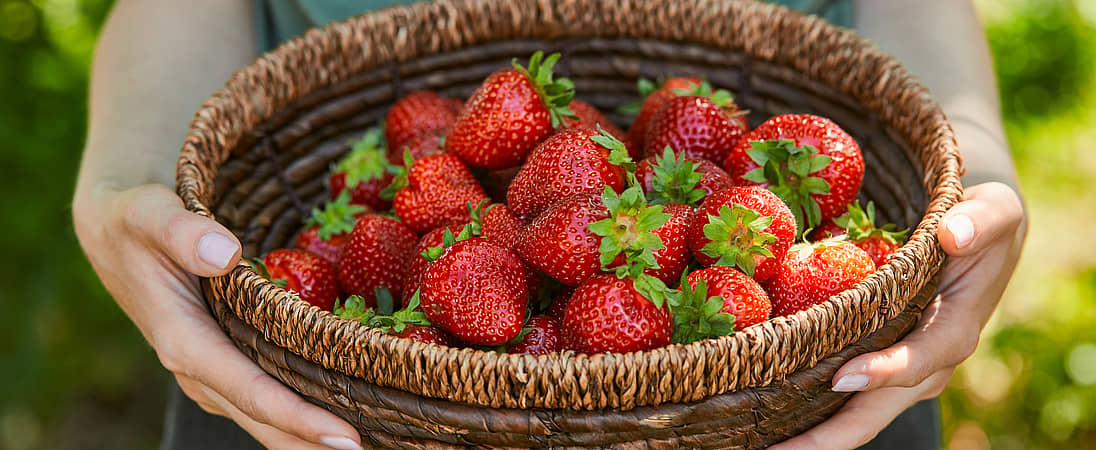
[375,287,395,316]
[637,77,657,98]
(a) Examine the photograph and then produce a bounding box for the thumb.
[937,182,1024,257]
[120,184,242,277]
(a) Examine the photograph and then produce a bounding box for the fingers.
[119,184,241,276]
[938,182,1024,256]
[771,371,952,450]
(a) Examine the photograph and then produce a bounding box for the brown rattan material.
[177,0,963,447]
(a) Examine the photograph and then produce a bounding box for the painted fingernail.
[197,233,238,269]
[321,436,363,450]
[832,374,870,392]
[946,214,975,249]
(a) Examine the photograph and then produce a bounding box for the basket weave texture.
[176,0,963,447]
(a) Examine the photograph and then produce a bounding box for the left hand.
[771,182,1026,450]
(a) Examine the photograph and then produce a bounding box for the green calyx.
[380,150,414,201]
[700,204,777,277]
[834,201,909,245]
[334,288,432,333]
[337,128,388,187]
[513,51,578,129]
[668,276,735,344]
[647,146,707,207]
[305,190,367,240]
[616,77,659,116]
[591,124,635,176]
[466,199,493,237]
[742,139,832,233]
[673,80,735,109]
[421,224,475,262]
[247,257,287,288]
[588,185,670,272]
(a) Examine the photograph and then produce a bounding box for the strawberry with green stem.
[635,147,733,207]
[642,81,749,163]
[766,238,876,317]
[329,128,395,211]
[253,249,339,310]
[811,201,909,267]
[687,186,796,282]
[386,151,490,234]
[294,190,368,265]
[335,289,456,346]
[446,51,577,169]
[623,76,702,152]
[672,266,771,344]
[589,184,693,284]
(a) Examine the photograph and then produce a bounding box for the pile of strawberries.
[251,52,908,355]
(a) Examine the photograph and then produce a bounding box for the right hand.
[73,183,363,450]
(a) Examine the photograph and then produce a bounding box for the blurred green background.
[1,0,1094,449]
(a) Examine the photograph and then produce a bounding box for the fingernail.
[321,436,362,450]
[946,214,975,249]
[197,233,238,269]
[832,374,870,392]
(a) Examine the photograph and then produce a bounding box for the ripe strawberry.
[387,130,445,165]
[514,191,608,286]
[507,316,565,355]
[723,114,864,232]
[401,223,468,305]
[766,239,875,317]
[446,51,576,169]
[419,237,529,346]
[335,291,455,346]
[642,82,748,162]
[337,214,418,306]
[256,249,339,310]
[506,127,629,219]
[682,266,771,333]
[294,191,369,265]
[329,129,394,211]
[687,186,796,281]
[392,325,458,346]
[635,147,734,207]
[470,202,524,250]
[596,199,693,285]
[388,152,489,234]
[384,90,462,152]
[562,274,673,353]
[626,76,702,151]
[810,201,908,267]
[562,99,629,147]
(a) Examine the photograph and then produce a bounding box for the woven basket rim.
[177,0,963,410]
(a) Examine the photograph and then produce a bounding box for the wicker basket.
[176,0,963,447]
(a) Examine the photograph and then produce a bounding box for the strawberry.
[392,325,458,346]
[337,213,418,306]
[723,114,864,232]
[635,147,734,207]
[255,249,339,310]
[810,201,908,267]
[594,198,693,285]
[388,152,490,234]
[470,201,524,250]
[384,90,462,153]
[446,51,576,169]
[506,316,565,355]
[561,274,673,354]
[294,191,369,265]
[514,191,608,286]
[562,99,629,147]
[625,76,702,152]
[641,82,748,162]
[506,127,629,219]
[401,223,469,305]
[329,129,395,211]
[419,235,529,346]
[766,239,875,317]
[687,186,796,282]
[545,287,575,321]
[680,266,771,335]
[335,291,456,346]
[387,130,445,165]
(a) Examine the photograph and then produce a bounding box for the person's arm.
[72,1,363,449]
[771,1,1027,449]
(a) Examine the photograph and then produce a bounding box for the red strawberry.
[635,147,734,207]
[600,201,693,284]
[723,114,864,232]
[472,202,524,250]
[562,274,673,353]
[562,99,629,147]
[810,201,908,267]
[387,130,445,165]
[335,291,455,346]
[329,129,395,211]
[683,266,771,332]
[257,249,339,310]
[627,77,702,152]
[446,51,576,169]
[506,127,629,219]
[642,82,748,162]
[514,191,608,286]
[384,91,461,152]
[337,214,418,306]
[389,152,489,234]
[545,287,575,321]
[766,239,875,317]
[420,237,529,346]
[687,186,796,281]
[294,191,369,265]
[393,325,458,346]
[507,316,565,355]
[401,223,469,305]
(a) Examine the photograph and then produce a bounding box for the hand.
[73,183,363,450]
[771,182,1026,450]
